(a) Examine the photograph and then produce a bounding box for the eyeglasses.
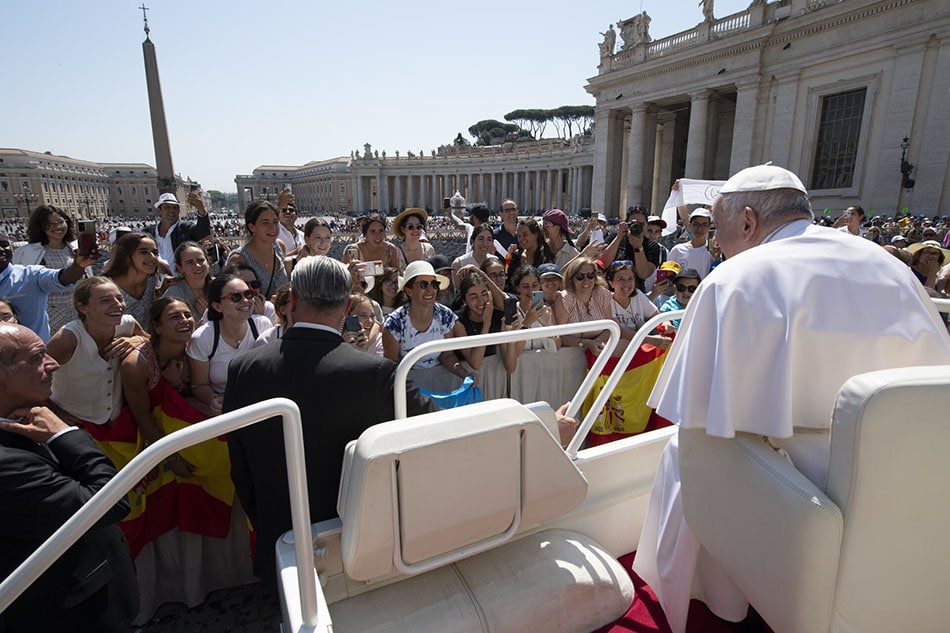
[405,224,424,231]
[610,260,633,268]
[574,272,597,281]
[413,280,441,290]
[487,271,507,279]
[675,284,698,293]
[226,290,256,303]
[45,219,67,228]
[690,221,710,228]
[382,278,398,286]
[281,207,297,214]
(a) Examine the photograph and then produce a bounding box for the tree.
[468,119,524,145]
[206,190,237,210]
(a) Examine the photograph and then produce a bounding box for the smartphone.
[343,315,361,332]
[592,228,605,244]
[580,209,592,219]
[503,296,519,324]
[77,220,97,256]
[655,269,672,285]
[531,291,544,310]
[189,183,200,193]
[363,261,384,277]
[442,197,451,211]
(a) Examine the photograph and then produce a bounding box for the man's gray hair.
[291,256,352,312]
[717,188,814,226]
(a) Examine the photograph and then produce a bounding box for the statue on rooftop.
[598,24,616,57]
[364,143,372,157]
[700,0,715,22]
[619,12,651,49]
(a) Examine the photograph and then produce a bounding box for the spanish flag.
[82,379,235,557]
[583,341,671,446]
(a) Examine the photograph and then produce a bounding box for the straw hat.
[392,208,428,239]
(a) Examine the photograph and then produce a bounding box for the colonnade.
[354,165,594,214]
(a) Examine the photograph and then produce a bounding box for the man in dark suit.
[143,191,212,268]
[0,324,137,633]
[224,256,433,586]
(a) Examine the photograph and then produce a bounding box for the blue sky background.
[4,0,750,191]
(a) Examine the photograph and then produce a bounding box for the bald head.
[0,324,59,414]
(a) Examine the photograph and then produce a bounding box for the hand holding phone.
[77,220,98,256]
[503,296,518,324]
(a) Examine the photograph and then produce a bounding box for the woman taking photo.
[507,218,554,287]
[342,213,399,270]
[103,232,160,328]
[452,224,496,283]
[187,273,272,415]
[510,265,560,353]
[343,294,384,356]
[382,260,470,392]
[14,204,86,333]
[227,201,289,300]
[162,241,211,320]
[47,277,148,428]
[392,208,435,272]
[367,267,404,318]
[455,271,518,373]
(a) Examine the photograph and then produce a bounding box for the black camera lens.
[629,221,644,236]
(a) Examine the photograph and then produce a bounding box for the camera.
[629,221,644,236]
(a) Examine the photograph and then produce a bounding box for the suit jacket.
[143,213,212,252]
[223,326,433,584]
[0,429,137,633]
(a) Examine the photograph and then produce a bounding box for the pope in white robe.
[632,165,950,633]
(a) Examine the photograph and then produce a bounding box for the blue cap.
[537,263,562,278]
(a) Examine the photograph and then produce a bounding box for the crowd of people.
[1,177,948,631]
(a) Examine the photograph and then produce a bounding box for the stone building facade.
[234,158,353,214]
[0,148,196,219]
[587,0,950,217]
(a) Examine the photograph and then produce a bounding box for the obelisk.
[140,4,176,194]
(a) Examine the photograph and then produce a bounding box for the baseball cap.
[647,215,667,228]
[719,164,807,194]
[689,209,712,220]
[537,263,562,279]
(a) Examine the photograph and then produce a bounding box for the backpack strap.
[248,316,259,340]
[208,319,220,361]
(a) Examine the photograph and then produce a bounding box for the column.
[729,80,759,174]
[393,175,403,210]
[624,104,649,211]
[591,108,625,216]
[555,169,564,210]
[650,112,675,216]
[489,173,497,209]
[513,171,521,209]
[377,172,390,213]
[355,175,365,212]
[685,91,710,179]
[430,175,439,211]
[407,175,416,207]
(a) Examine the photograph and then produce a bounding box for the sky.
[4,0,750,192]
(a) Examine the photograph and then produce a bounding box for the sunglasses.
[675,284,698,293]
[281,207,297,214]
[610,260,633,268]
[226,290,256,303]
[574,272,597,281]
[413,280,441,290]
[405,224,424,231]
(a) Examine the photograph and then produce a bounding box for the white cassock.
[633,219,950,632]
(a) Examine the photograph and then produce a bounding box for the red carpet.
[593,552,746,633]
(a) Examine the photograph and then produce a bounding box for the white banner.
[660,179,726,236]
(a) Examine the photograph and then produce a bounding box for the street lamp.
[900,136,915,190]
[450,189,466,216]
[13,191,38,219]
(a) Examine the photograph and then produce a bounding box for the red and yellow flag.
[83,379,235,557]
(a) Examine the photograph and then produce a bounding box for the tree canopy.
[467,119,524,146]
[502,105,594,140]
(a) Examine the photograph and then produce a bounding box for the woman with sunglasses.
[226,201,290,301]
[221,263,278,324]
[554,256,614,354]
[187,273,272,414]
[606,261,671,351]
[660,268,702,329]
[452,224,496,283]
[382,260,470,392]
[162,241,211,320]
[507,218,554,288]
[392,208,435,273]
[367,266,405,318]
[13,204,86,334]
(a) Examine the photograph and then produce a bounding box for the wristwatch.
[632,248,642,253]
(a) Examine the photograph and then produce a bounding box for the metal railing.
[393,319,621,421]
[0,398,323,630]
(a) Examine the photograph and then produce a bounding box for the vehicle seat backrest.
[825,365,950,633]
[337,399,588,582]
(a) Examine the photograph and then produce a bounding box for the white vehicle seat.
[679,365,950,633]
[329,398,634,633]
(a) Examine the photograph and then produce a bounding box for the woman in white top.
[47,276,148,427]
[605,260,672,354]
[451,225,495,284]
[187,273,272,414]
[392,208,436,272]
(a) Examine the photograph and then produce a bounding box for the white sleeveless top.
[51,315,136,424]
